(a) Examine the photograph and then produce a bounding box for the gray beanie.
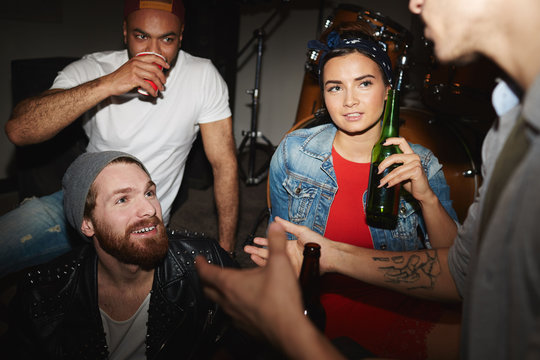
[62,151,150,241]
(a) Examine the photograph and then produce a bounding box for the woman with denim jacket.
[266,23,460,359]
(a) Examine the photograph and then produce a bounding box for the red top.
[322,147,444,359]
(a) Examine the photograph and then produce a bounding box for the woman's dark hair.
[318,21,391,87]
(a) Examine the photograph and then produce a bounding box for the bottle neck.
[379,89,400,141]
[299,244,321,299]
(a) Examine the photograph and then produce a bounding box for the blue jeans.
[0,190,78,277]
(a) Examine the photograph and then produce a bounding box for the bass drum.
[422,52,503,121]
[276,108,479,223]
[399,107,479,222]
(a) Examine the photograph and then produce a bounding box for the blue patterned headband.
[307,31,393,86]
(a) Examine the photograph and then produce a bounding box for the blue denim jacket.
[269,124,458,251]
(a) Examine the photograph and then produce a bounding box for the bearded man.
[6,151,236,359]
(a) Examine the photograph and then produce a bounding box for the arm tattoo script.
[373,250,440,290]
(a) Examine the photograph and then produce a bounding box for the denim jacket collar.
[299,123,336,161]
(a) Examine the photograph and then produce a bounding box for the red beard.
[94,216,168,270]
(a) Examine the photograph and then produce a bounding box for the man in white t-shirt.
[2,0,238,277]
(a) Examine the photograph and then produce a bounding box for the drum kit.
[289,3,504,222]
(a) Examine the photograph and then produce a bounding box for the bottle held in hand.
[366,88,402,229]
[299,242,326,332]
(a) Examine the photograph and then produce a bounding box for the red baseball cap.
[124,0,185,23]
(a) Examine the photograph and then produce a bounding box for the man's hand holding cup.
[135,52,168,96]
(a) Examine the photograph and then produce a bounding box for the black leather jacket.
[6,230,236,359]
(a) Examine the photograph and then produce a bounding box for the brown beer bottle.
[299,242,326,332]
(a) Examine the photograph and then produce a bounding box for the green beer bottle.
[366,88,402,229]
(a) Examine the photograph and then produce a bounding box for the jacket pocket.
[390,197,423,250]
[283,176,319,223]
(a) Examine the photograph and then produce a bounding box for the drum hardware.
[462,169,477,178]
[421,49,503,121]
[306,49,320,73]
[237,7,288,186]
[241,206,271,249]
[304,6,340,72]
[394,46,409,91]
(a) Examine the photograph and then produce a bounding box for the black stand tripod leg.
[237,131,275,185]
[242,206,271,248]
[237,13,282,186]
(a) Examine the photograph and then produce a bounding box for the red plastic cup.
[135,52,166,96]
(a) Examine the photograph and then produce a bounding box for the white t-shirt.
[51,50,232,223]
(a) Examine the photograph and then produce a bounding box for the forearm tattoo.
[373,250,440,290]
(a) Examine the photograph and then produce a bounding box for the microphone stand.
[237,9,282,186]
